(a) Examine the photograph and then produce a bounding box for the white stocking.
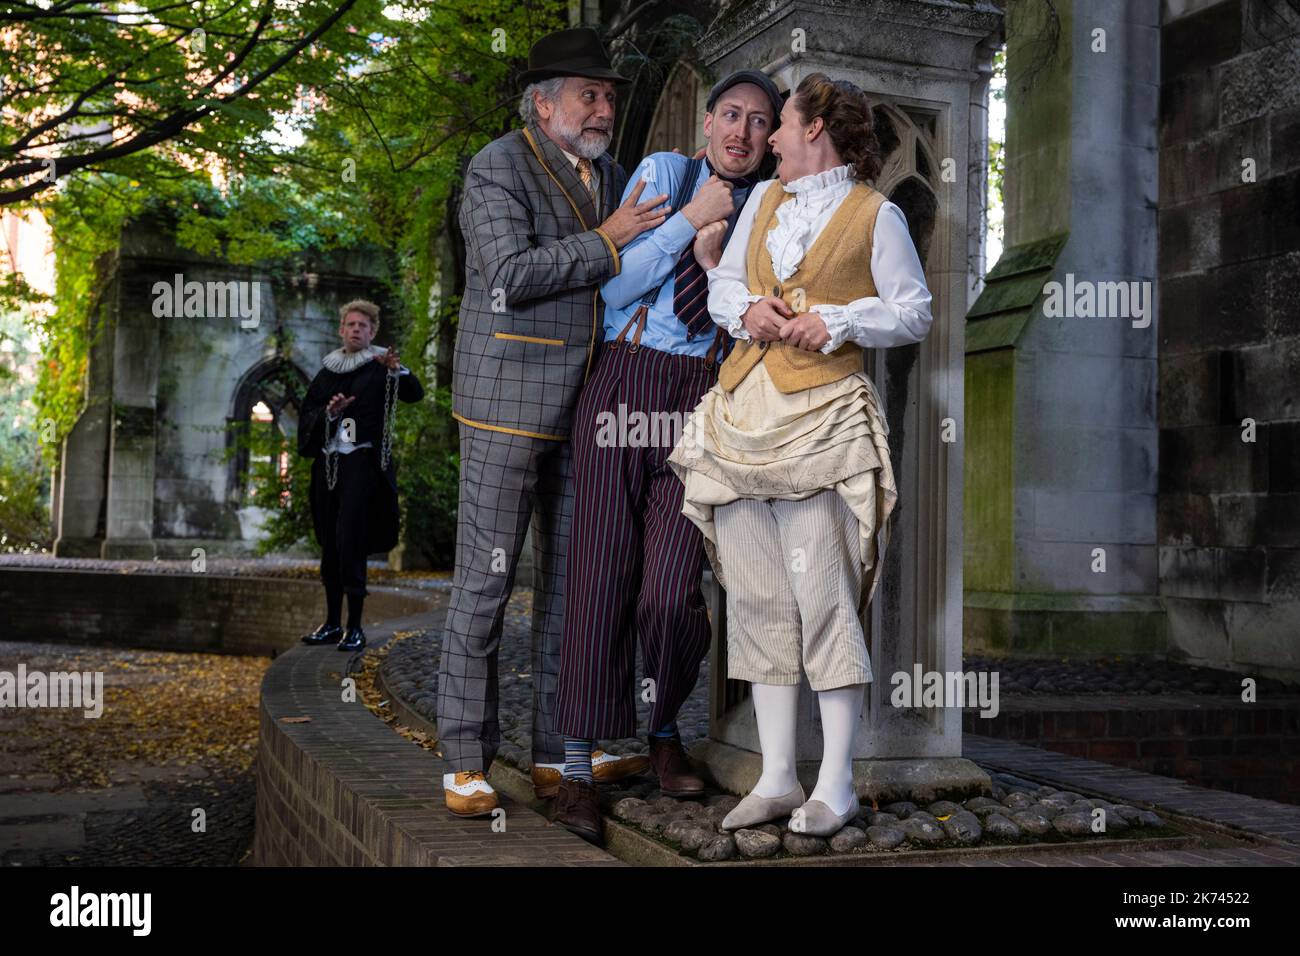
[810,684,863,815]
[749,683,800,797]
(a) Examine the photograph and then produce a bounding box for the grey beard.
[551,112,611,159]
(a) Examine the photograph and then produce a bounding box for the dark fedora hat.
[518,27,627,85]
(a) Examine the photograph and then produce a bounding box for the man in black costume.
[297,299,425,651]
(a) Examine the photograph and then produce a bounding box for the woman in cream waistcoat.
[667,73,933,837]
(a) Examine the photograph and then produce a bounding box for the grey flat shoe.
[793,792,861,837]
[721,783,806,831]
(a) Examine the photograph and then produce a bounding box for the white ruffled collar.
[782,163,855,199]
[322,344,385,373]
[766,163,857,282]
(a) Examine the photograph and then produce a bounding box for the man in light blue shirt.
[552,70,784,841]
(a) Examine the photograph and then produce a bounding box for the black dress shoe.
[301,623,343,645]
[337,626,366,652]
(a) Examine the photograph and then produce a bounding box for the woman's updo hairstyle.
[791,72,883,182]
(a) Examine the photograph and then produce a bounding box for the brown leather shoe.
[647,734,705,797]
[443,770,498,818]
[531,763,563,799]
[554,777,604,845]
[591,750,651,785]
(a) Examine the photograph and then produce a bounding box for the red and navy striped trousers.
[554,340,716,739]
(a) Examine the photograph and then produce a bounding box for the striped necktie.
[673,161,758,340]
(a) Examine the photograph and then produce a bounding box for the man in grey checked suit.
[438,27,672,818]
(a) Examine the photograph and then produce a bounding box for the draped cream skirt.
[666,359,898,615]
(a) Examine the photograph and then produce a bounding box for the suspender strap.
[609,305,649,353]
[637,156,705,307]
[703,326,728,370]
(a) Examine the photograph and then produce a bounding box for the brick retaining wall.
[0,568,433,656]
[963,694,1300,804]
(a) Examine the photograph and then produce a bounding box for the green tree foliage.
[0,0,375,207]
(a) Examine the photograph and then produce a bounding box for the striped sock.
[563,737,594,782]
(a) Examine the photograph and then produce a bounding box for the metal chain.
[324,411,339,491]
[380,367,398,470]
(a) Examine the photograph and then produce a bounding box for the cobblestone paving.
[0,641,265,866]
[380,586,708,766]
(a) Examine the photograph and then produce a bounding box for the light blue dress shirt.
[600,152,731,358]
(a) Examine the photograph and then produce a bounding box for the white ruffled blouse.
[705,163,933,353]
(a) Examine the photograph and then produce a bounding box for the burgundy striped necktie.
[673,162,757,340]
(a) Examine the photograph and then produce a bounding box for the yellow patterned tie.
[576,157,595,198]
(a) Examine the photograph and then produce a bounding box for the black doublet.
[298,356,425,555]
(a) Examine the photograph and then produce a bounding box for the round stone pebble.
[640,813,669,836]
[1109,804,1142,824]
[613,797,647,821]
[867,811,900,826]
[885,801,918,817]
[1051,811,1093,836]
[868,825,905,849]
[698,834,736,861]
[734,828,781,859]
[1009,809,1053,836]
[940,810,983,844]
[901,817,945,845]
[830,826,867,853]
[1136,810,1164,828]
[665,819,697,844]
[983,814,1022,840]
[1002,792,1035,811]
[964,796,1002,811]
[680,825,714,851]
[783,832,828,856]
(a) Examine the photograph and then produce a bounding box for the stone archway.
[226,357,309,538]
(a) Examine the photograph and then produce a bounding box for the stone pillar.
[689,0,1002,803]
[964,0,1165,656]
[100,273,162,559]
[53,267,116,558]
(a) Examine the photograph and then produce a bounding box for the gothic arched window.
[226,358,307,508]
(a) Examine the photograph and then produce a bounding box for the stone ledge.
[254,605,620,867]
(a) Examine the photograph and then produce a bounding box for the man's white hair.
[519,77,566,125]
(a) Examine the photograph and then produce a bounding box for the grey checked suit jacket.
[453,119,628,440]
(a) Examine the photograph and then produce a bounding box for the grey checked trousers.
[436,423,571,770]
